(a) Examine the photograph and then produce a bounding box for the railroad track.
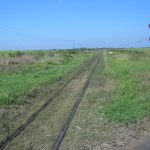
[0,53,99,150]
[52,53,101,150]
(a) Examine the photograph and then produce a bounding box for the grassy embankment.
[105,49,150,124]
[0,50,95,106]
[60,49,150,149]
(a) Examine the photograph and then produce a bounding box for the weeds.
[0,50,95,106]
[104,49,150,124]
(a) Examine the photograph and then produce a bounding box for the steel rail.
[52,53,102,150]
[0,54,98,150]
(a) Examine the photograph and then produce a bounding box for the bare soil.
[60,53,150,150]
[3,55,98,150]
[1,52,150,150]
[0,56,96,145]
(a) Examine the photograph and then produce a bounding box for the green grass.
[0,50,95,106]
[104,49,150,124]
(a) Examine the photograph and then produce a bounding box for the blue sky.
[0,0,150,50]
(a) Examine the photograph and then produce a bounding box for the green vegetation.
[0,50,95,106]
[59,50,150,149]
[104,49,150,124]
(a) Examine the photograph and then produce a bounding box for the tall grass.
[0,50,95,106]
[104,49,150,124]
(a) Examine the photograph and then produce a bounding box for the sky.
[0,0,150,50]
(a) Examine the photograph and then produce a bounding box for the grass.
[60,52,115,149]
[60,49,150,149]
[0,50,95,106]
[104,49,150,124]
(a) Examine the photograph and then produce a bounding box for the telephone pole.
[148,24,150,41]
[72,40,76,49]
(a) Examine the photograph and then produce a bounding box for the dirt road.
[60,51,150,150]
[1,51,149,150]
[2,53,102,150]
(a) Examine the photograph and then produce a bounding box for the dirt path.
[60,51,106,150]
[0,54,97,143]
[0,54,97,149]
[60,52,150,150]
[3,54,101,150]
[1,51,149,150]
[118,117,150,150]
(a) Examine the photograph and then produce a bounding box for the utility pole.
[72,40,76,50]
[148,24,150,41]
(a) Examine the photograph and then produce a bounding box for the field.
[104,49,150,124]
[61,48,150,149]
[0,50,97,144]
[0,50,95,105]
[0,49,150,150]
